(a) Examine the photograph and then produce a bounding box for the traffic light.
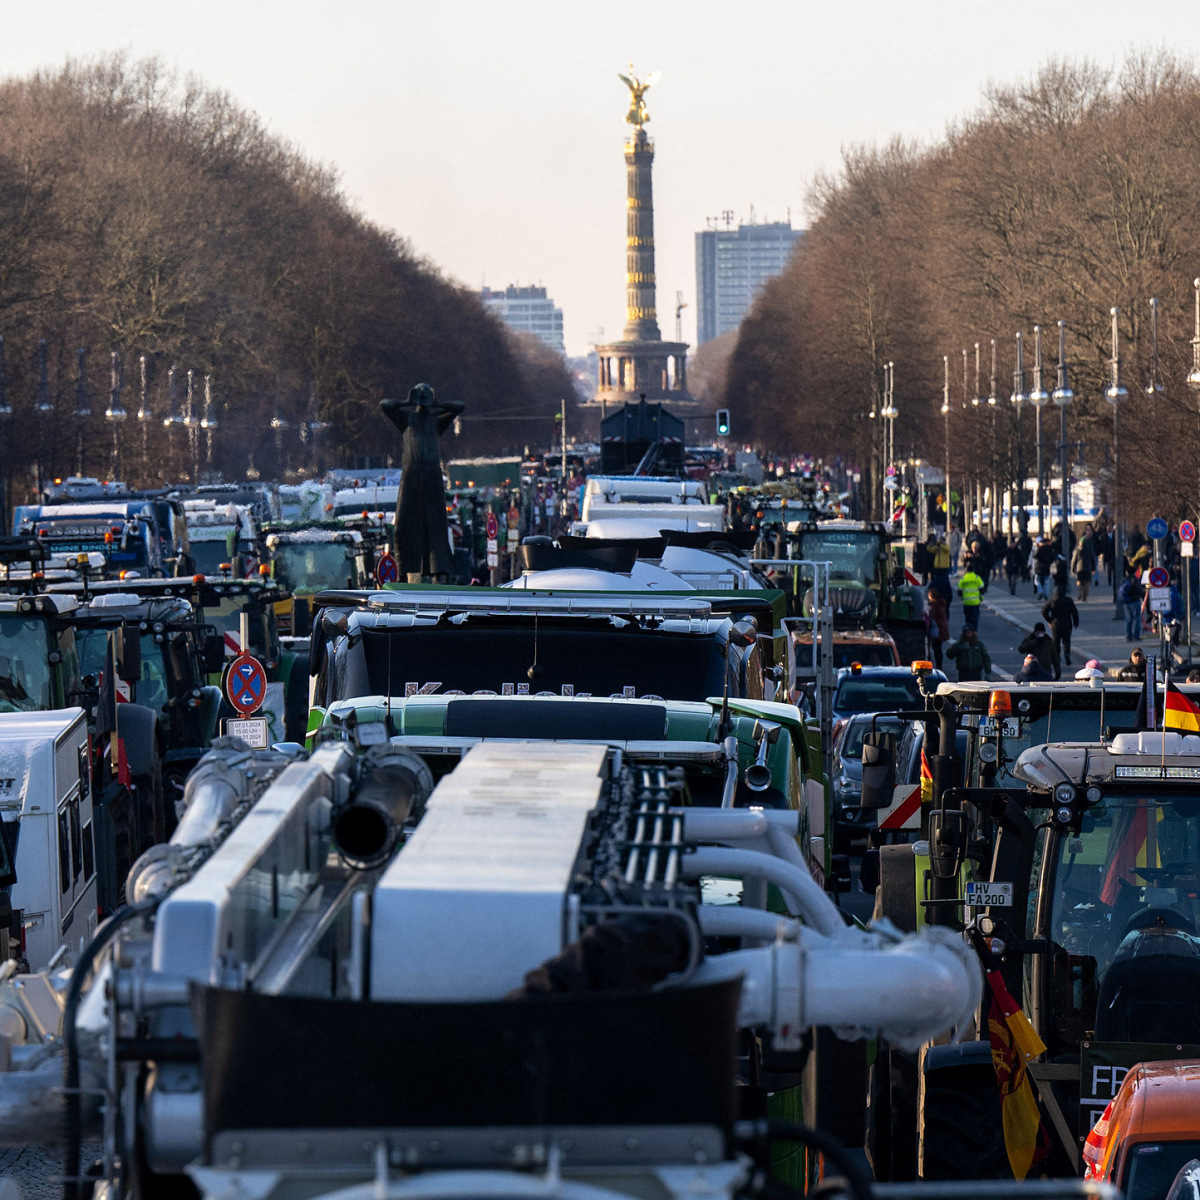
[715,408,731,437]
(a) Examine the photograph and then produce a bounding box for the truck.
[0,709,95,971]
[0,713,981,1200]
[12,501,165,577]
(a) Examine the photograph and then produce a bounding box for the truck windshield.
[1049,791,1200,1007]
[0,616,52,711]
[190,541,231,576]
[75,628,172,717]
[834,675,924,714]
[986,709,1139,787]
[798,530,880,587]
[355,624,726,702]
[273,544,356,593]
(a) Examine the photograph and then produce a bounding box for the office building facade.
[480,285,565,353]
[695,220,802,344]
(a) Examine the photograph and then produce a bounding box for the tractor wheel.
[918,1058,1009,1179]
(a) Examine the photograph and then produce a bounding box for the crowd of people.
[913,514,1200,684]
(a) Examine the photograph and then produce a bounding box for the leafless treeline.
[0,54,574,494]
[726,53,1200,525]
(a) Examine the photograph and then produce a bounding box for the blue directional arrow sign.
[226,653,267,716]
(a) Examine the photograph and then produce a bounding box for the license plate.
[965,881,1012,906]
[978,718,1019,738]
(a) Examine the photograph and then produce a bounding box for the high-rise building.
[694,220,803,344]
[480,285,565,353]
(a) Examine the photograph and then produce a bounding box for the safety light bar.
[346,591,715,620]
[988,689,1012,717]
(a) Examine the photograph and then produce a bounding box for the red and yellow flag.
[919,746,933,802]
[1164,679,1200,733]
[987,989,1049,1179]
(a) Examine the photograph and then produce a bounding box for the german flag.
[1164,679,1200,733]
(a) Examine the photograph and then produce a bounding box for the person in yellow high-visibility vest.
[958,566,986,630]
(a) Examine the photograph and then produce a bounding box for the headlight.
[1054,782,1076,806]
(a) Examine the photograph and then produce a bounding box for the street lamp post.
[988,338,998,538]
[163,365,183,480]
[941,354,951,534]
[1012,332,1028,537]
[1107,306,1129,618]
[1053,321,1074,579]
[1030,325,1050,538]
[202,375,218,475]
[74,349,90,478]
[0,338,10,530]
[35,339,53,499]
[136,355,151,481]
[106,350,127,480]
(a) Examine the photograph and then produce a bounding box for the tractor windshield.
[1044,791,1200,1043]
[798,530,880,588]
[0,616,53,711]
[75,628,173,718]
[272,543,357,594]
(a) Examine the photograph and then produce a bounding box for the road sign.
[885,464,897,477]
[1149,586,1171,613]
[1184,542,1195,559]
[1181,521,1196,542]
[223,716,269,749]
[375,552,398,585]
[1148,517,1169,540]
[1149,565,1170,589]
[486,512,499,540]
[884,477,898,491]
[226,652,267,716]
[507,506,519,529]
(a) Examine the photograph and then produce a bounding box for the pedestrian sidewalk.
[982,577,1138,671]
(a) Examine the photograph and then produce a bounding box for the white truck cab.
[0,709,96,971]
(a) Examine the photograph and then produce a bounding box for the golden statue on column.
[618,66,660,127]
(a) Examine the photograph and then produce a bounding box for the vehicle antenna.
[385,624,393,737]
[527,613,542,683]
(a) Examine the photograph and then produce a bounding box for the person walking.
[949,522,962,572]
[991,530,1007,582]
[1042,588,1080,677]
[1033,537,1055,600]
[1118,570,1145,642]
[930,534,953,613]
[1018,622,1058,678]
[1017,529,1033,582]
[1073,525,1097,601]
[946,625,992,682]
[925,588,949,670]
[957,564,986,631]
[1004,539,1022,595]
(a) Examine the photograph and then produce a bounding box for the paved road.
[933,569,1150,680]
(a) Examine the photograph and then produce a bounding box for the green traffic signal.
[716,408,730,436]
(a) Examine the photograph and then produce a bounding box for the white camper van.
[0,709,97,971]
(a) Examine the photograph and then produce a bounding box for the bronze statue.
[380,384,463,580]
[618,66,660,127]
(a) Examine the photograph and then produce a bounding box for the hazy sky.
[3,1,1199,355]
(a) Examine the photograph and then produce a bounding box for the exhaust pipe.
[744,720,781,793]
[333,746,434,869]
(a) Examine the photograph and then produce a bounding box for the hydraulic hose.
[735,1119,874,1200]
[63,899,160,1200]
[682,846,842,938]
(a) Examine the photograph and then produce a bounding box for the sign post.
[1182,522,1196,657]
[223,650,269,748]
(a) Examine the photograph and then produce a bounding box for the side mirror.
[859,730,897,809]
[200,626,226,675]
[727,618,758,650]
[116,626,142,684]
[292,599,312,638]
[859,848,881,894]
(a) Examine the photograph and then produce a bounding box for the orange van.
[1092,1060,1200,1200]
